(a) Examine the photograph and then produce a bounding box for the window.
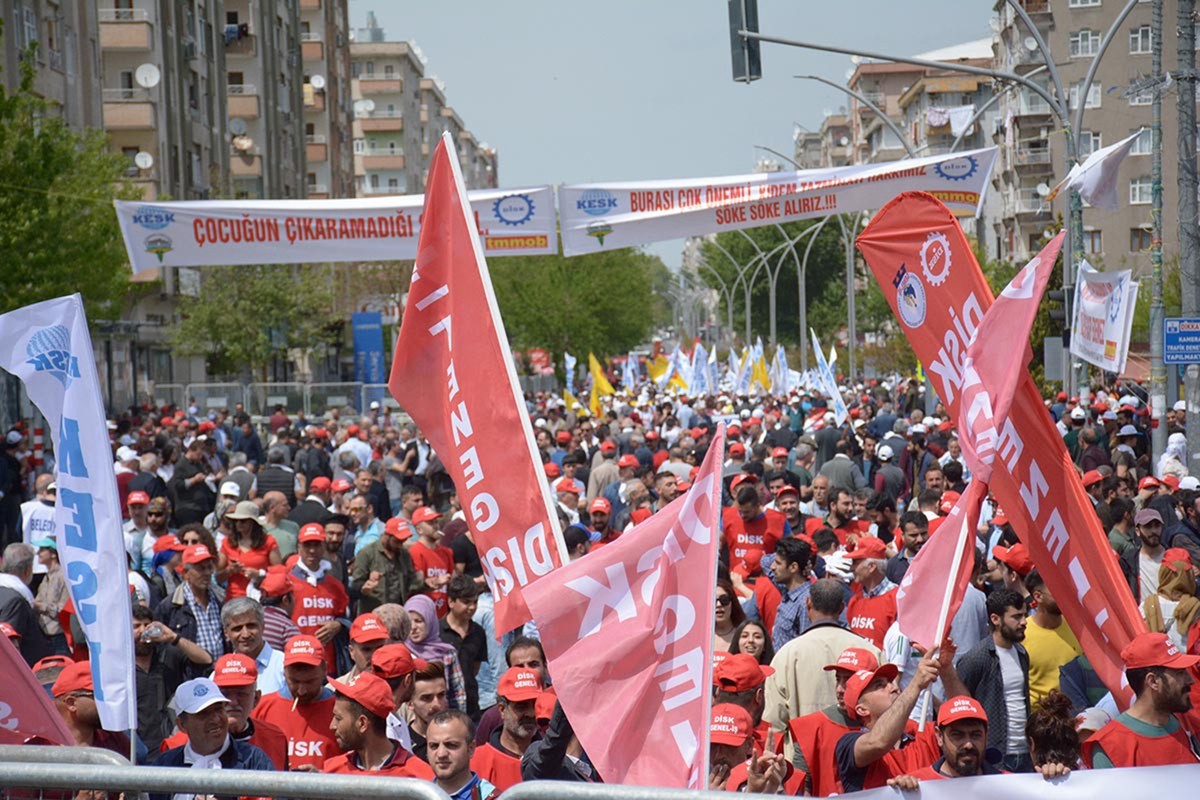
[1130,25,1153,54]
[369,174,379,188]
[1131,128,1153,155]
[23,5,38,49]
[1130,176,1153,204]
[1079,131,1102,157]
[388,178,398,189]
[228,71,244,86]
[1083,230,1102,254]
[1069,81,1102,109]
[353,138,364,154]
[351,62,360,78]
[1130,227,1153,252]
[384,64,394,77]
[365,61,374,76]
[1069,0,1101,6]
[1070,29,1101,57]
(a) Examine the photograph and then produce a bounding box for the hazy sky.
[355,1,994,265]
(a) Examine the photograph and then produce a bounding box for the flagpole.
[699,423,726,789]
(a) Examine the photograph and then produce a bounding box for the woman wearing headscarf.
[1142,547,1200,652]
[1157,432,1189,480]
[405,594,468,711]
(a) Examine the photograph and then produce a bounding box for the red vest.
[788,706,858,797]
[754,578,781,636]
[847,586,898,649]
[322,743,434,778]
[251,692,342,771]
[722,507,787,572]
[471,740,525,793]
[1082,716,1200,768]
[863,727,939,791]
[290,575,349,669]
[725,760,807,794]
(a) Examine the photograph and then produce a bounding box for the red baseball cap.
[350,613,389,644]
[589,498,611,515]
[771,447,789,459]
[212,654,258,687]
[331,672,395,719]
[52,661,94,697]
[152,534,185,554]
[823,647,880,674]
[556,430,572,443]
[32,655,73,674]
[308,477,331,493]
[645,431,660,441]
[709,703,753,746]
[843,665,900,720]
[993,543,1034,576]
[846,537,887,561]
[347,424,361,436]
[774,484,799,500]
[412,506,441,524]
[730,473,758,493]
[728,442,746,457]
[331,478,353,493]
[937,695,989,727]
[617,454,639,469]
[0,622,19,639]
[283,635,325,667]
[385,517,413,539]
[728,424,742,436]
[690,427,704,439]
[298,522,325,543]
[259,567,293,599]
[182,544,215,565]
[1162,474,1181,492]
[600,441,617,454]
[991,506,1009,526]
[1139,476,1161,491]
[1121,632,1200,670]
[1081,470,1104,488]
[631,508,653,525]
[543,462,562,478]
[498,666,544,702]
[127,491,150,507]
[713,653,775,692]
[372,643,428,678]
[554,479,580,495]
[938,491,961,514]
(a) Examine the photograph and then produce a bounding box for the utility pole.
[1149,0,1166,463]
[1180,0,1200,476]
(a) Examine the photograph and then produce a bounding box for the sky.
[356,1,995,266]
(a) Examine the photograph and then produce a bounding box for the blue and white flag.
[772,345,792,394]
[0,295,136,732]
[691,342,710,395]
[734,348,752,395]
[810,329,848,426]
[621,352,637,389]
[564,351,577,383]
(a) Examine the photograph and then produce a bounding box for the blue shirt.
[353,518,386,556]
[772,581,813,652]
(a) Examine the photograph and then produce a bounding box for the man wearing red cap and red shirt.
[845,537,898,649]
[287,522,349,670]
[372,643,429,750]
[51,660,131,755]
[723,474,790,574]
[338,612,390,684]
[323,671,434,777]
[1084,632,1200,768]
[890,697,1002,785]
[409,506,454,616]
[713,653,776,753]
[586,497,614,545]
[471,666,544,792]
[252,634,343,770]
[709,703,797,793]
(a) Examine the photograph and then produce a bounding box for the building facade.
[299,0,353,199]
[2,0,102,129]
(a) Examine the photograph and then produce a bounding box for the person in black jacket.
[169,438,217,526]
[0,542,51,665]
[955,587,1032,772]
[521,699,599,782]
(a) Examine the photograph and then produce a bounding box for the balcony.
[361,153,405,170]
[1014,188,1049,215]
[227,85,259,118]
[358,77,402,95]
[357,110,403,133]
[102,88,154,129]
[301,33,323,62]
[224,27,256,57]
[230,150,262,177]
[300,0,321,9]
[306,140,327,162]
[1014,144,1053,171]
[99,9,152,50]
[360,185,406,196]
[306,183,328,197]
[304,88,325,111]
[1020,0,1051,14]
[1015,93,1052,118]
[858,91,886,111]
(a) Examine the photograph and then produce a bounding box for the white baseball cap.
[878,445,895,462]
[219,481,241,497]
[1070,407,1087,420]
[1180,476,1200,491]
[5,431,22,445]
[172,677,229,715]
[115,445,138,462]
[1174,400,1187,412]
[1118,424,1139,437]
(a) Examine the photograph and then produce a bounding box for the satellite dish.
[1036,182,1050,197]
[1024,36,1039,51]
[310,74,326,90]
[233,135,253,152]
[363,99,375,112]
[1043,228,1055,239]
[850,55,862,65]
[229,117,248,136]
[134,151,154,170]
[135,64,161,89]
[839,136,850,146]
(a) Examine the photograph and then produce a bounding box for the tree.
[488,248,672,366]
[169,265,343,380]
[0,45,138,320]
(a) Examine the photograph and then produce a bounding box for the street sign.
[1164,317,1200,365]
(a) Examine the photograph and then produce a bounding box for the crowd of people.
[0,377,1198,796]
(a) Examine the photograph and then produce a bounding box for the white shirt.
[1140,548,1164,600]
[996,642,1028,754]
[20,499,55,574]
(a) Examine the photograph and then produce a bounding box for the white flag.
[1051,128,1143,211]
[0,295,136,732]
[563,351,577,382]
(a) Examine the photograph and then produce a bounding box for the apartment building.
[819,113,853,167]
[992,0,1176,269]
[2,0,102,129]
[299,0,353,199]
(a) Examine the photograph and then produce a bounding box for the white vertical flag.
[1050,128,1143,211]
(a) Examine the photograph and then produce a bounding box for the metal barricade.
[0,744,129,766]
[504,781,734,800]
[150,382,187,410]
[519,375,560,394]
[247,381,306,419]
[183,382,247,415]
[307,381,363,418]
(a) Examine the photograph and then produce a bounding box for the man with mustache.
[470,666,543,793]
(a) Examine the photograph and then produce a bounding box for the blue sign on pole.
[351,312,386,383]
[1163,317,1200,365]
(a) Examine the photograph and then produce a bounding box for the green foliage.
[488,247,671,365]
[0,45,138,319]
[1131,255,1181,341]
[170,265,343,380]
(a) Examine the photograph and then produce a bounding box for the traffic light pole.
[1149,0,1166,464]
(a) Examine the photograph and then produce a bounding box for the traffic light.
[1048,288,1071,348]
[728,0,762,83]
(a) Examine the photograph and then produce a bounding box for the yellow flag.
[647,354,670,382]
[588,353,616,395]
[589,383,603,417]
[564,389,588,417]
[751,355,771,393]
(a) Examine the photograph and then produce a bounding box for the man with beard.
[323,671,433,777]
[51,661,131,755]
[1022,570,1082,707]
[885,512,929,584]
[805,487,864,545]
[891,698,1005,783]
[954,588,1032,771]
[723,478,789,573]
[471,666,543,793]
[252,635,342,771]
[1084,632,1200,768]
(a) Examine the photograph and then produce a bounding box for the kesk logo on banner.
[523,424,725,789]
[1071,261,1139,374]
[113,186,557,274]
[389,134,567,636]
[857,192,1144,705]
[0,294,136,732]
[559,147,997,256]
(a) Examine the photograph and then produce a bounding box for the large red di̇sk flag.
[524,425,726,789]
[0,634,73,745]
[389,133,568,634]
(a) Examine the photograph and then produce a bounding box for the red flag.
[389,134,568,634]
[523,425,726,789]
[0,634,73,745]
[857,192,1143,705]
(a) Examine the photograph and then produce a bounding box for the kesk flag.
[523,425,726,789]
[389,133,568,635]
[857,192,1144,703]
[622,351,639,389]
[563,351,577,382]
[0,634,73,745]
[0,295,136,731]
[810,329,848,426]
[1047,128,1143,211]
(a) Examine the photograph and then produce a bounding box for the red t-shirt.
[251,691,341,771]
[847,585,898,649]
[722,507,787,572]
[322,743,434,778]
[753,578,782,636]
[471,740,525,793]
[221,535,279,599]
[290,574,349,670]
[409,541,455,616]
